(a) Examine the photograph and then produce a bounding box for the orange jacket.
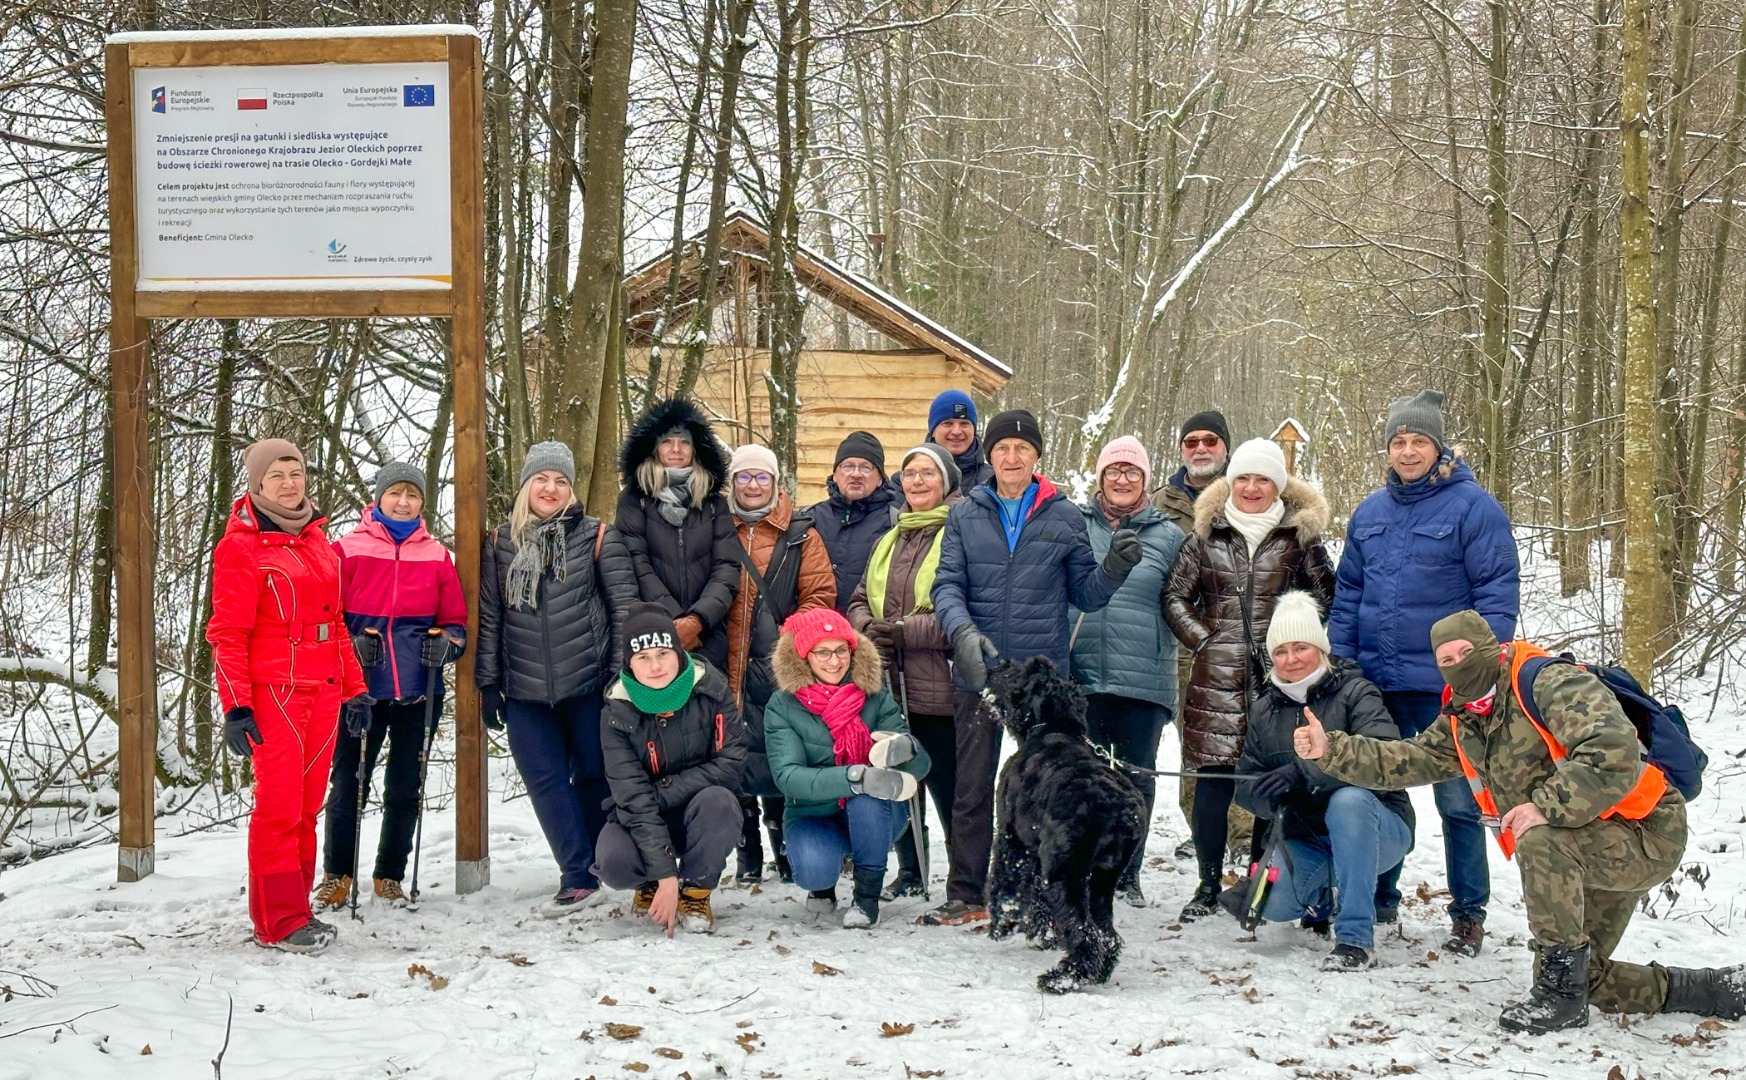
[724,491,836,705]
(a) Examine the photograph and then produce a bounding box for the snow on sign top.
[1272,417,1310,443]
[107,24,478,44]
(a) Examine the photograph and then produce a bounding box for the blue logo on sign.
[151,86,166,113]
[328,239,346,254]
[402,85,435,107]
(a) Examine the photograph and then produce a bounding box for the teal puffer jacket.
[1069,503,1187,710]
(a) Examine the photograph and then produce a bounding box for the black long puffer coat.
[1163,475,1335,768]
[602,658,747,880]
[615,397,742,669]
[476,506,640,705]
[1234,658,1415,841]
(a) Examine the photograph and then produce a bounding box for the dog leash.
[1090,740,1249,781]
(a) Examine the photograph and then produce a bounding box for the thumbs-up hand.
[1294,706,1330,760]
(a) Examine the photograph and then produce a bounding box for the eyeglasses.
[734,472,774,486]
[899,469,941,483]
[837,463,878,476]
[808,645,852,662]
[1103,467,1144,482]
[1181,436,1222,450]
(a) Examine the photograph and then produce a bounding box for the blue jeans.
[505,694,610,890]
[1375,690,1489,921]
[785,795,912,892]
[1262,787,1414,950]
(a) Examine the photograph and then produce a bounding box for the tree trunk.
[492,0,532,471]
[537,0,588,436]
[765,0,813,482]
[1712,16,1746,592]
[1478,0,1511,498]
[1656,0,1699,622]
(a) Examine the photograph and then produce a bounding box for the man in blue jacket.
[924,408,1143,924]
[1327,389,1520,958]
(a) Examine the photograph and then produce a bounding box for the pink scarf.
[792,681,872,767]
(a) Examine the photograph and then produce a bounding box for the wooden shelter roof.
[624,210,1011,394]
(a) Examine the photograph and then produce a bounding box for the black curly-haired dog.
[986,657,1148,993]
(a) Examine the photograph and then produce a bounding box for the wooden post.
[107,42,158,882]
[449,34,491,894]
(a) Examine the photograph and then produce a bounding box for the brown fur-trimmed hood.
[771,630,885,694]
[1191,474,1331,543]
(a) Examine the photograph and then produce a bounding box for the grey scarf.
[656,466,695,527]
[506,513,569,610]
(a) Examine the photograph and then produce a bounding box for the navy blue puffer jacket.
[806,479,901,615]
[1327,452,1519,694]
[932,475,1125,689]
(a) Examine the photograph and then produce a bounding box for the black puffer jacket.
[615,398,741,668]
[1163,476,1335,767]
[476,507,639,705]
[602,659,747,880]
[806,479,901,615]
[1235,658,1414,842]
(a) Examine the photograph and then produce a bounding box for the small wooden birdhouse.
[1272,417,1310,475]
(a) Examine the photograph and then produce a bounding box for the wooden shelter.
[625,211,1010,502]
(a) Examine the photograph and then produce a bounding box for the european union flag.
[402,84,435,107]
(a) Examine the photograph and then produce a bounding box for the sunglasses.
[1181,435,1223,450]
[734,471,774,486]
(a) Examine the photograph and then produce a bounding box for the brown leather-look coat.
[1164,475,1335,768]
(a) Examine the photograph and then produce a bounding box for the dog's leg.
[987,828,1026,940]
[1084,864,1125,985]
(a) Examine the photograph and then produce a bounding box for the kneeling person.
[597,604,747,936]
[1233,591,1413,970]
[765,608,931,928]
[1296,609,1746,1032]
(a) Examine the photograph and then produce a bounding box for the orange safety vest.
[1442,640,1667,859]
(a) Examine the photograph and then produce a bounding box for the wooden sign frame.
[104,26,490,893]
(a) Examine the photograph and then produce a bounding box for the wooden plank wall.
[629,347,974,504]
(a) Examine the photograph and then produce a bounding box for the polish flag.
[237,88,268,110]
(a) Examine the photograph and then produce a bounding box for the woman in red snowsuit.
[207,439,369,954]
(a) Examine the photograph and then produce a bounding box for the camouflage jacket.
[1319,659,1673,829]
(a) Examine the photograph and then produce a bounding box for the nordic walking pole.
[409,630,449,906]
[893,647,930,901]
[349,629,382,922]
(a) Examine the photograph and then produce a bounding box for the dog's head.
[988,657,1088,741]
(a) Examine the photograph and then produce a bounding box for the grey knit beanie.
[1385,389,1446,450]
[373,461,427,505]
[520,441,576,487]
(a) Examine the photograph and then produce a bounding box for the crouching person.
[766,608,931,928]
[1296,609,1746,1032]
[1233,591,1413,971]
[597,604,747,935]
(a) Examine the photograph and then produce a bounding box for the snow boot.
[805,887,839,916]
[373,878,408,908]
[1443,915,1485,957]
[540,886,600,918]
[677,884,716,934]
[736,797,764,883]
[312,874,352,912]
[843,866,884,929]
[1320,943,1374,971]
[1179,882,1221,922]
[1117,869,1146,909]
[1498,944,1590,1034]
[260,917,338,955]
[631,882,657,917]
[1662,964,1746,1020]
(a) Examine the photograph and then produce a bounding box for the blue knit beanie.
[928,390,978,434]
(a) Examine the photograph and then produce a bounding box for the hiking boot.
[1374,904,1399,925]
[774,852,794,884]
[805,888,839,915]
[843,866,884,929]
[631,882,657,916]
[540,886,600,918]
[1444,915,1485,957]
[736,804,765,883]
[312,874,352,912]
[373,878,408,908]
[259,918,338,955]
[1179,883,1221,922]
[881,873,927,901]
[735,861,764,885]
[1117,872,1147,909]
[919,899,988,926]
[1662,964,1746,1020]
[1320,943,1374,971]
[1499,945,1590,1034]
[676,885,715,934]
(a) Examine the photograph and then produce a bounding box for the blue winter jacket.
[933,475,1125,689]
[806,479,901,616]
[1069,503,1186,710]
[1327,453,1520,693]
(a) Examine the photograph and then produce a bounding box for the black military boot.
[843,866,885,929]
[1663,964,1746,1020]
[735,797,763,883]
[1499,945,1590,1034]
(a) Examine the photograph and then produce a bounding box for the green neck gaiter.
[620,653,697,715]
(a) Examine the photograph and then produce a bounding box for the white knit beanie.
[1227,437,1289,491]
[1266,590,1330,658]
[728,443,780,481]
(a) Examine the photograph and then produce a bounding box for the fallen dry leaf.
[624,1064,649,1073]
[407,964,449,991]
[736,1031,761,1054]
[1386,1065,1416,1075]
[774,944,792,956]
[904,1067,943,1079]
[812,961,841,976]
[504,954,534,967]
[1243,987,1260,1004]
[600,995,618,1006]
[605,1023,643,1041]
[736,1019,754,1029]
[881,1022,914,1037]
[655,1048,683,1059]
[140,1046,152,1056]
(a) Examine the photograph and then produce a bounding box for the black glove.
[1250,764,1303,810]
[951,624,999,691]
[341,693,376,738]
[224,706,262,758]
[1103,526,1143,578]
[420,631,458,668]
[479,686,505,732]
[354,630,383,669]
[867,620,899,657]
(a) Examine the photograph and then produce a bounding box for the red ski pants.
[248,683,340,943]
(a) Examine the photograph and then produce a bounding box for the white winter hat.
[1227,437,1289,492]
[1266,590,1330,658]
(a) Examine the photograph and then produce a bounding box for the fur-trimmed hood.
[771,630,885,694]
[1191,474,1330,543]
[619,396,729,497]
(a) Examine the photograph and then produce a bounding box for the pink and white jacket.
[334,507,468,701]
